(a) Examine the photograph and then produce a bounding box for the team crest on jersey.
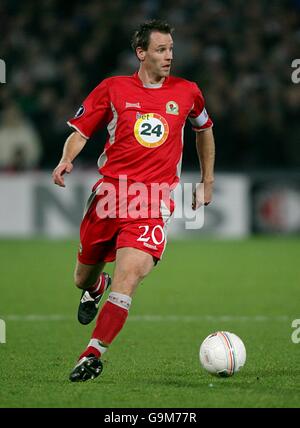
[166,101,179,115]
[75,105,85,118]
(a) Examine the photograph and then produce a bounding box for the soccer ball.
[199,331,246,377]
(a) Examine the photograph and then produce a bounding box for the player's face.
[143,32,173,79]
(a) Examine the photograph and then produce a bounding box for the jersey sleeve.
[67,79,111,139]
[188,83,213,132]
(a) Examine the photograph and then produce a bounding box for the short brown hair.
[131,20,173,53]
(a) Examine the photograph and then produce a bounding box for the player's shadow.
[141,365,300,390]
[144,376,211,389]
[246,367,300,378]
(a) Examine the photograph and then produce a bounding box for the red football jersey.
[68,72,213,186]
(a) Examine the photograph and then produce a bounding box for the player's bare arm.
[192,127,215,210]
[52,131,87,187]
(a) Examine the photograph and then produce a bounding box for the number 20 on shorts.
[137,225,165,245]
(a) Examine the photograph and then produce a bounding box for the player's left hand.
[192,181,214,210]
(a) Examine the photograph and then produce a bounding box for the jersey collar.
[133,71,169,88]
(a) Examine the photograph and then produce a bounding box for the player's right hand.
[52,161,73,187]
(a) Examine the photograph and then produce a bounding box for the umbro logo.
[125,102,141,108]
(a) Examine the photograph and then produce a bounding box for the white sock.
[88,338,108,355]
[108,292,132,311]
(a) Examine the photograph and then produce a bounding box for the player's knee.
[74,271,87,289]
[116,265,148,288]
[135,265,149,282]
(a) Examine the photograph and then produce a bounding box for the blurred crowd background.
[0,0,299,172]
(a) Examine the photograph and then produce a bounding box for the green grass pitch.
[0,237,299,408]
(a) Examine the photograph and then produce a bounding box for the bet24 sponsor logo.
[291,59,300,83]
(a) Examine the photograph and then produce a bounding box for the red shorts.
[78,177,174,264]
